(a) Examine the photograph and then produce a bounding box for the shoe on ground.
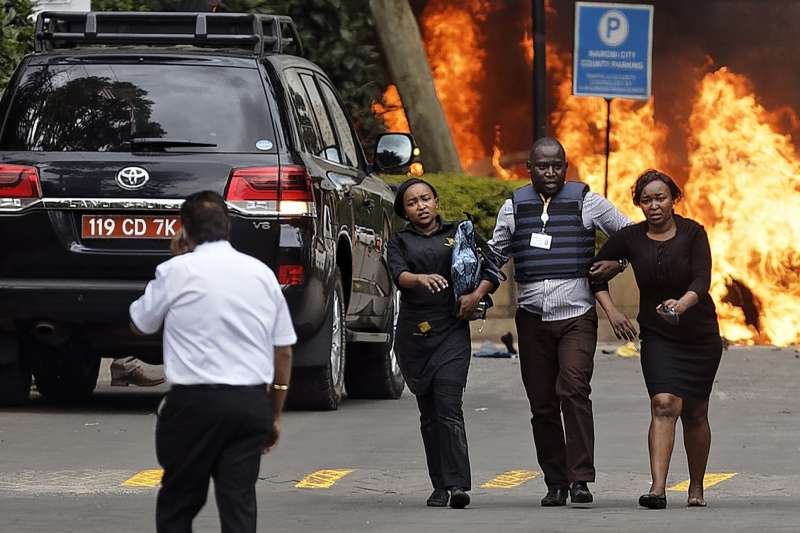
[110,362,165,387]
[639,493,667,509]
[426,489,449,507]
[570,482,593,504]
[449,487,470,509]
[541,486,569,507]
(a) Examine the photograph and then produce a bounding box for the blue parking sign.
[573,2,654,100]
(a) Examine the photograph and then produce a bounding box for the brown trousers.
[515,307,598,488]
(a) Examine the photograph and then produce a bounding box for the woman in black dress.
[592,170,723,509]
[387,178,496,510]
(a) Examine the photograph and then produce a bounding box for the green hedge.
[382,173,528,240]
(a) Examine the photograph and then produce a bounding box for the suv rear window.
[1,63,275,153]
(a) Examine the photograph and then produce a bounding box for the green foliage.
[0,0,34,94]
[382,173,529,241]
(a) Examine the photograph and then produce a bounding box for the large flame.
[684,67,800,346]
[372,84,410,133]
[419,0,491,168]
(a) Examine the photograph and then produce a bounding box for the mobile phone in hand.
[656,303,680,326]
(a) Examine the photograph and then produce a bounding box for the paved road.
[1,345,799,532]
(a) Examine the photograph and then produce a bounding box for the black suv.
[0,11,414,409]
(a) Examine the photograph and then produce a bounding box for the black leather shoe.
[427,489,449,507]
[541,486,569,507]
[449,487,470,509]
[570,482,593,504]
[639,493,667,509]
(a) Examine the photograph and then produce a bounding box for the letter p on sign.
[599,10,629,47]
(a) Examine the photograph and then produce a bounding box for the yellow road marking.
[295,469,354,489]
[481,470,541,489]
[668,472,737,492]
[122,469,164,488]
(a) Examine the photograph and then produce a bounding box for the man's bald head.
[528,137,566,162]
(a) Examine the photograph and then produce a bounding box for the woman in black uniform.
[387,178,496,509]
[592,170,723,509]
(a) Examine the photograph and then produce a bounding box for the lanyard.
[539,194,551,233]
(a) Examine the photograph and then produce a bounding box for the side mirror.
[373,133,415,171]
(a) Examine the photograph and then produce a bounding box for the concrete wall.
[471,264,640,343]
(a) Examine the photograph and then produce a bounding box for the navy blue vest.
[511,181,596,282]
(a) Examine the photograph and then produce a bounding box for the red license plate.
[81,215,181,239]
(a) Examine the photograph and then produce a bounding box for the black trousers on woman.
[155,385,272,533]
[416,376,471,490]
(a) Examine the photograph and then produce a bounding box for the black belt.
[171,383,267,391]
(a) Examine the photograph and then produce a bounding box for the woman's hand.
[661,298,686,315]
[589,260,623,282]
[608,308,638,342]
[415,273,449,294]
[457,292,482,320]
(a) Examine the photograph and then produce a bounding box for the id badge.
[529,232,552,249]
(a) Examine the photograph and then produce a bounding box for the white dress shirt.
[489,191,632,321]
[129,240,297,386]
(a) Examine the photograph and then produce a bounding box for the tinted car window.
[285,69,321,155]
[318,80,360,168]
[0,64,275,153]
[299,73,341,164]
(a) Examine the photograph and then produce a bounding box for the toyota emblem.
[116,167,150,190]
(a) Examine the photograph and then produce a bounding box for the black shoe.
[639,493,667,509]
[570,482,593,504]
[427,488,449,507]
[541,486,569,507]
[449,487,470,509]
[500,331,517,354]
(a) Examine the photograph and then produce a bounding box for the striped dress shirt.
[488,190,632,321]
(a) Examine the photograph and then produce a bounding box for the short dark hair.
[632,169,683,206]
[393,178,438,219]
[180,190,231,244]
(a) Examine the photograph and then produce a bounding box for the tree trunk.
[369,0,463,173]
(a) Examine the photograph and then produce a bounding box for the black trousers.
[515,308,598,488]
[416,378,471,491]
[155,385,272,533]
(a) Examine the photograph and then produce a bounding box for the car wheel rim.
[330,290,344,390]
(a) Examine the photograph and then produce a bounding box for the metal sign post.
[573,2,654,195]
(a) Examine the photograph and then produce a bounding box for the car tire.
[28,336,101,402]
[345,288,405,399]
[0,335,32,406]
[287,269,346,411]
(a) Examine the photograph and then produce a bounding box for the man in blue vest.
[488,137,631,506]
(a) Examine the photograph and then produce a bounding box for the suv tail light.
[0,164,42,211]
[225,165,315,216]
[278,264,305,286]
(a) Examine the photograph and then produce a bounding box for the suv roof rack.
[34,11,304,57]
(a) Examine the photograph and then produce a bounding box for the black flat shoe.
[427,489,449,507]
[449,487,470,509]
[541,487,569,507]
[570,482,593,504]
[639,493,667,509]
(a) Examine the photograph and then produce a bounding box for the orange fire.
[372,84,410,133]
[418,0,491,168]
[683,67,800,346]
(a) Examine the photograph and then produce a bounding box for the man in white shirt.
[129,191,296,533]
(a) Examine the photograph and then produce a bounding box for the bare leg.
[681,399,711,506]
[647,393,682,495]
